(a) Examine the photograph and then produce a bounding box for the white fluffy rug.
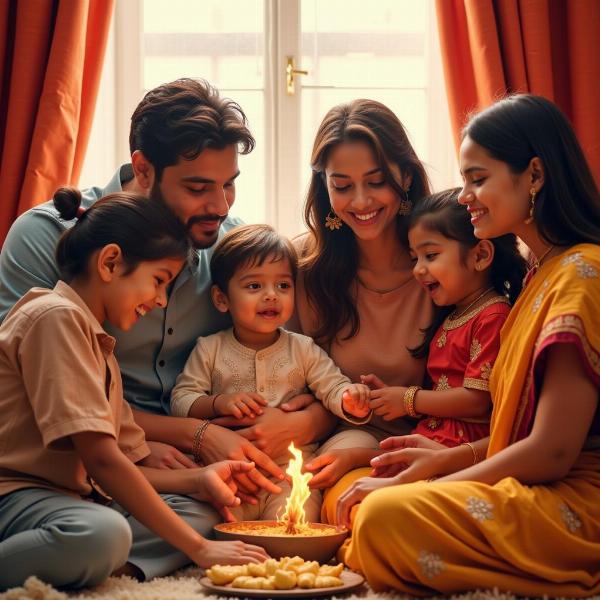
[0,569,588,600]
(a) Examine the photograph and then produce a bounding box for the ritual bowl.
[214,521,348,564]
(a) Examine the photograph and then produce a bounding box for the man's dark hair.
[129,78,255,180]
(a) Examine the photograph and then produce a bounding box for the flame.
[279,442,313,534]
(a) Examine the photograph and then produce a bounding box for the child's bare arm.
[71,431,268,566]
[411,387,491,418]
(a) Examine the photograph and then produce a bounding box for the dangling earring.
[524,188,536,224]
[325,210,342,231]
[398,186,412,217]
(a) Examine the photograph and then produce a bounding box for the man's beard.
[150,182,224,249]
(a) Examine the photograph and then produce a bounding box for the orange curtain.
[436,0,600,182]
[0,0,114,244]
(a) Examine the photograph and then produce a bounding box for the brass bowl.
[214,521,348,564]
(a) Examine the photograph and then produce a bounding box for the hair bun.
[53,187,83,221]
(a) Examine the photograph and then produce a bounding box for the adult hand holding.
[140,441,197,469]
[370,434,448,479]
[193,460,259,522]
[199,424,284,503]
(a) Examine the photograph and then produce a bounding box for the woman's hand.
[304,449,359,489]
[336,475,395,529]
[140,441,197,469]
[370,434,448,480]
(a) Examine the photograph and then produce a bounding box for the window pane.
[142,0,265,224]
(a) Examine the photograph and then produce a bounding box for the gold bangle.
[192,420,210,464]
[403,386,422,418]
[462,442,479,466]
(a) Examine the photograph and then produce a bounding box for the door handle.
[286,56,308,95]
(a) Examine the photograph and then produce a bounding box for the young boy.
[171,224,371,521]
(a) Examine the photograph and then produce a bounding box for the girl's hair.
[210,224,297,293]
[300,98,431,347]
[408,188,527,358]
[129,78,255,181]
[54,187,191,281]
[463,94,600,246]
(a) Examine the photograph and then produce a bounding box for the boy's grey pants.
[0,487,221,591]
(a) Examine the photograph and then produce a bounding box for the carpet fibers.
[0,569,588,600]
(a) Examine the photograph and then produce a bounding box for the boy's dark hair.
[129,78,255,181]
[210,224,298,292]
[463,94,600,246]
[408,188,527,358]
[54,187,190,281]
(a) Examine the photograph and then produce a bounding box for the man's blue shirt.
[0,165,240,414]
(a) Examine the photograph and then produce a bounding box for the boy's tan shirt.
[0,281,149,498]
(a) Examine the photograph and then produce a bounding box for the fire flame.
[280,442,313,534]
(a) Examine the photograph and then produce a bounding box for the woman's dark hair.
[408,188,527,358]
[54,187,191,281]
[211,224,297,293]
[463,94,600,246]
[129,78,255,181]
[300,99,431,347]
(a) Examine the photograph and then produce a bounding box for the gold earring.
[325,210,342,231]
[524,188,536,224]
[398,187,412,217]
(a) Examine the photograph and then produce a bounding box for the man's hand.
[139,441,197,469]
[213,406,316,458]
[199,424,284,503]
[193,460,259,521]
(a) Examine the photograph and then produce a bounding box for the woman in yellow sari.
[332,95,600,596]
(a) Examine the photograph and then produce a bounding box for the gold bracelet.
[462,441,479,465]
[403,386,422,418]
[192,420,210,464]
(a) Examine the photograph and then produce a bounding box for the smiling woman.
[289,98,435,496]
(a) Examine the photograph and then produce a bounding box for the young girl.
[346,188,527,449]
[336,94,600,597]
[0,189,269,592]
[170,224,371,522]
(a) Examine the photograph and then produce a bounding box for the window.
[80,0,459,236]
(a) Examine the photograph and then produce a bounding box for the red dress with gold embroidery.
[412,297,510,447]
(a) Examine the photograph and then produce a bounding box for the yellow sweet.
[274,569,297,589]
[247,562,267,577]
[297,572,316,588]
[206,564,248,585]
[318,563,344,577]
[315,575,343,587]
[207,557,348,590]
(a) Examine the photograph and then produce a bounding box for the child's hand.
[191,539,270,568]
[214,392,267,419]
[360,373,386,390]
[369,386,407,421]
[342,383,371,418]
[304,449,358,489]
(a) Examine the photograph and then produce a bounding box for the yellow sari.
[340,244,600,595]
